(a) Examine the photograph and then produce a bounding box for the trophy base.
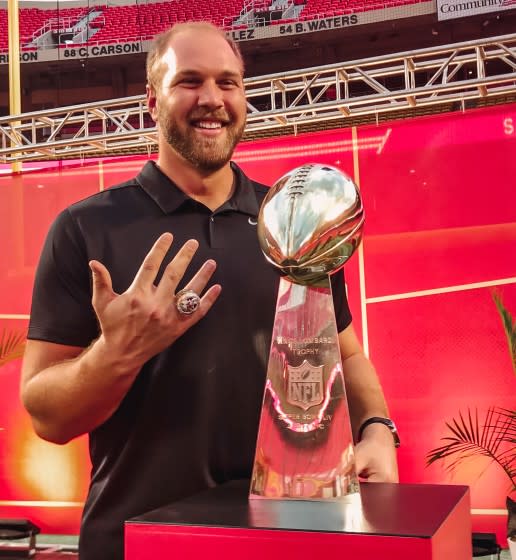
[249,489,361,504]
[126,480,472,560]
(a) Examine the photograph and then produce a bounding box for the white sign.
[0,41,143,65]
[227,14,359,42]
[437,0,516,20]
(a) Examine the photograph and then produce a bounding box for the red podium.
[125,480,471,560]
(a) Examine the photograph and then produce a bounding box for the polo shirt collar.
[135,160,260,217]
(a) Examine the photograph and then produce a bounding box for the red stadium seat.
[0,0,428,53]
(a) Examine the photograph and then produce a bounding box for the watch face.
[388,420,398,433]
[387,420,401,447]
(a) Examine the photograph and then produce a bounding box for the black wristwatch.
[358,417,400,448]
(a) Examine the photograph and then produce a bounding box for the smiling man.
[21,22,398,560]
[147,25,247,187]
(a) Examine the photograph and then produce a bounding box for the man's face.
[148,29,247,172]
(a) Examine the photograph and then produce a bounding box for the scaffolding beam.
[1,32,516,163]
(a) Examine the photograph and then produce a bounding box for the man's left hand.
[354,425,399,482]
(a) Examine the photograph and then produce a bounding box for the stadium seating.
[88,0,246,44]
[0,8,45,50]
[0,0,429,51]
[0,7,93,50]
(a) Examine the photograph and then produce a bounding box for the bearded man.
[21,22,398,560]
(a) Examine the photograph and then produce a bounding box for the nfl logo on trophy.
[287,361,324,411]
[250,163,364,502]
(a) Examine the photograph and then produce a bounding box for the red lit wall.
[0,103,515,540]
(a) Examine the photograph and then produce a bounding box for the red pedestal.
[125,480,471,560]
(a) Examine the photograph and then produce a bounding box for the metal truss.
[1,32,516,163]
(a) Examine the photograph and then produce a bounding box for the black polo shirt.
[28,161,352,560]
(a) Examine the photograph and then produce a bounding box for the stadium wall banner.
[229,2,431,42]
[0,2,434,65]
[437,0,516,20]
[0,41,143,65]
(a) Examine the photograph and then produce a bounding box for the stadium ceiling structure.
[1,32,516,163]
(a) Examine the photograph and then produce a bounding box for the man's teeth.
[197,121,222,129]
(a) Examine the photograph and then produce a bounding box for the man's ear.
[146,84,158,123]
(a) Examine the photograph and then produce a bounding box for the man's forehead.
[159,29,241,72]
[151,29,243,90]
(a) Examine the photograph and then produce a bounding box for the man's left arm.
[339,324,399,483]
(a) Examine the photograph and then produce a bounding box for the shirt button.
[210,217,215,222]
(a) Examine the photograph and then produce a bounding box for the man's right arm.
[21,233,221,444]
[20,338,143,444]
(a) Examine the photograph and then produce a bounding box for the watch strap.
[358,416,400,448]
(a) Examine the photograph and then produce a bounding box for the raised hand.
[89,232,221,369]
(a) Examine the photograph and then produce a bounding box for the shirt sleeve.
[331,268,353,333]
[28,208,100,347]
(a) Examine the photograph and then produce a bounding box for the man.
[20,22,398,560]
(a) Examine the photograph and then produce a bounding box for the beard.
[158,108,246,173]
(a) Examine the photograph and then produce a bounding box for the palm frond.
[0,329,26,368]
[492,290,516,377]
[427,406,516,489]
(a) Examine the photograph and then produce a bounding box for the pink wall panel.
[234,126,356,182]
[364,224,516,297]
[0,103,514,539]
[358,108,516,234]
[0,167,101,314]
[367,287,516,471]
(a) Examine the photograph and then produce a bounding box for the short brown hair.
[146,22,245,92]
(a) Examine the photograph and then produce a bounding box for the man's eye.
[180,78,201,86]
[219,80,237,88]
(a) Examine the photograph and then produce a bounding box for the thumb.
[89,260,115,310]
[353,442,371,480]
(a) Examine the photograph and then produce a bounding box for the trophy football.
[250,163,364,501]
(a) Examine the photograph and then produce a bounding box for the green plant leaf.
[427,406,516,491]
[492,290,516,377]
[0,329,26,368]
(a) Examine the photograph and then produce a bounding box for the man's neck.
[156,151,235,212]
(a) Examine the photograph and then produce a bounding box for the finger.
[182,259,217,296]
[176,284,222,323]
[199,284,222,315]
[90,260,115,310]
[155,239,200,297]
[131,233,174,290]
[353,443,368,478]
[356,464,369,480]
[362,471,379,482]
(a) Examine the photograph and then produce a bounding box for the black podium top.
[128,480,469,538]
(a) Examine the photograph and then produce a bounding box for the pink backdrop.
[1,103,515,541]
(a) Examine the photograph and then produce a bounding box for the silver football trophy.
[250,164,364,501]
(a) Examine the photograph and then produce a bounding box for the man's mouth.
[194,120,224,130]
[189,113,231,131]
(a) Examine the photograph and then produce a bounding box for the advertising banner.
[437,0,516,20]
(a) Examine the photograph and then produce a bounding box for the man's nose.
[197,81,224,108]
